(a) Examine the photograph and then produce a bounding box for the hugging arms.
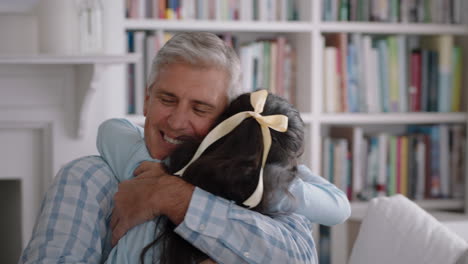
[98,91,351,263]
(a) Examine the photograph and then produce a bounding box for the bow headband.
[174,89,288,208]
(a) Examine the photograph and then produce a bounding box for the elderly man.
[20,32,350,264]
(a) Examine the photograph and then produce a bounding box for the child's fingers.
[134,161,164,176]
[134,161,152,175]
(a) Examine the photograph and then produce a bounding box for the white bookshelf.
[0,54,139,64]
[125,19,313,32]
[320,22,468,35]
[117,1,468,264]
[319,113,468,125]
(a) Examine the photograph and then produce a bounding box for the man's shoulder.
[56,155,118,189]
[61,155,110,172]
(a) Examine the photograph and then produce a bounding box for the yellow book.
[166,8,175,20]
[388,36,399,112]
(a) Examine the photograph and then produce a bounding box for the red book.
[159,0,166,18]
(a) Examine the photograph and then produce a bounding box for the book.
[451,46,462,111]
[399,135,409,196]
[377,133,389,196]
[324,47,338,113]
[329,126,365,200]
[414,134,427,200]
[439,124,450,197]
[397,35,408,112]
[326,33,348,112]
[346,40,359,112]
[388,36,400,112]
[436,35,454,112]
[409,51,422,111]
[376,38,390,112]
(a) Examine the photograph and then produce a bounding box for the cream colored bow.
[174,89,288,208]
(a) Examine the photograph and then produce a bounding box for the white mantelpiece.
[0,54,139,138]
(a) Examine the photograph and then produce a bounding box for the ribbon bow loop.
[249,113,288,132]
[250,89,267,114]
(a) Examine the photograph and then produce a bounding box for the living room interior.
[1,1,467,263]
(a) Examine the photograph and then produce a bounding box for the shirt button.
[244,252,250,258]
[199,224,206,231]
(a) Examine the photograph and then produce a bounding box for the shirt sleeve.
[19,157,117,264]
[97,118,158,181]
[174,188,317,264]
[274,165,351,226]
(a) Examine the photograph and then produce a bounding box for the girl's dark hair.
[140,92,305,264]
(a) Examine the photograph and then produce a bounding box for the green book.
[339,0,349,21]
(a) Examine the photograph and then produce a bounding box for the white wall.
[0,1,126,262]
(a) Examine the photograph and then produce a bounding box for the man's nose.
[167,106,189,131]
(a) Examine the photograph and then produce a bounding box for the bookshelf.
[319,113,467,124]
[124,19,313,32]
[117,1,468,264]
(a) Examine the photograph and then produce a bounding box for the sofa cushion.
[348,195,468,264]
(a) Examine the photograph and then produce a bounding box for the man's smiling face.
[143,63,229,160]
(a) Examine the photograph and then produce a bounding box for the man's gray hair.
[147,32,246,103]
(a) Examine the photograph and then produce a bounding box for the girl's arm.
[97,118,350,225]
[96,118,158,181]
[274,165,351,226]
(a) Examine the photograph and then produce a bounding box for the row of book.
[322,0,465,24]
[240,37,296,104]
[126,31,296,114]
[323,34,463,113]
[126,0,300,21]
[323,125,466,201]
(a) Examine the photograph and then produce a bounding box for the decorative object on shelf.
[76,0,104,54]
[36,0,79,54]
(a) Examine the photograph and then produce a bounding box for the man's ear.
[143,87,150,116]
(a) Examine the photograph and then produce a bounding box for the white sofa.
[348,195,468,264]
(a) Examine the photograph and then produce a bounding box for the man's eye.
[194,108,209,114]
[160,98,175,104]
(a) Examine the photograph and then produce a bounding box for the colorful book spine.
[451,46,462,111]
[388,36,400,112]
[409,51,422,111]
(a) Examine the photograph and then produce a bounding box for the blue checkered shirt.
[19,156,321,264]
[20,119,350,263]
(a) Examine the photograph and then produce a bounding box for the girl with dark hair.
[97,90,349,264]
[141,90,304,263]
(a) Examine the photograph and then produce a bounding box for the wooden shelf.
[319,113,467,125]
[0,54,140,138]
[320,22,468,35]
[0,54,140,64]
[124,19,313,32]
[124,19,468,35]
